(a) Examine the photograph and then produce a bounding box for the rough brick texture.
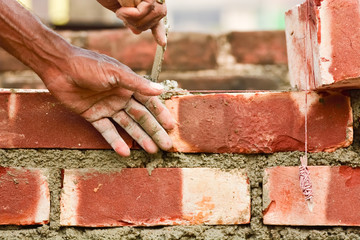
[264,166,360,226]
[286,0,360,90]
[228,31,288,65]
[170,75,281,91]
[87,30,218,71]
[60,168,250,227]
[0,30,290,73]
[163,32,218,71]
[166,91,352,154]
[0,90,132,149]
[87,30,156,71]
[0,167,49,225]
[0,90,352,153]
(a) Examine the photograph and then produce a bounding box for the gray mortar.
[160,80,191,100]
[1,90,360,239]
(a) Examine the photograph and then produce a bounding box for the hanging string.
[299,0,314,206]
[299,157,313,201]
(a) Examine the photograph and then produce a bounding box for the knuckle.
[137,114,149,125]
[125,120,136,133]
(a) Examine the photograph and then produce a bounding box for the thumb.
[119,70,164,96]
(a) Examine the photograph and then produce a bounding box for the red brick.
[0,90,353,154]
[0,167,49,225]
[171,75,281,91]
[87,29,157,71]
[0,30,219,73]
[165,91,352,154]
[264,166,360,226]
[163,32,218,71]
[286,0,360,90]
[228,31,288,65]
[0,90,132,150]
[0,48,29,72]
[87,29,218,71]
[60,168,250,227]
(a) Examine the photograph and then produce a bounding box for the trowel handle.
[118,0,142,7]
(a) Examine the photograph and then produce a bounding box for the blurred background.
[17,0,303,31]
[0,0,305,90]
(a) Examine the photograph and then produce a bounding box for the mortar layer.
[1,90,360,240]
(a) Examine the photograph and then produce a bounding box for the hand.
[97,0,167,47]
[0,0,173,156]
[42,47,175,157]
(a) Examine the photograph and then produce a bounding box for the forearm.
[0,0,73,80]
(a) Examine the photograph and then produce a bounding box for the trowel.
[118,0,168,82]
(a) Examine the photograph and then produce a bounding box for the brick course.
[0,90,352,154]
[0,30,288,73]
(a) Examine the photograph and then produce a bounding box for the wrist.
[28,28,74,82]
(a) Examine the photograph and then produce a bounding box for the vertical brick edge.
[60,170,79,226]
[35,169,50,225]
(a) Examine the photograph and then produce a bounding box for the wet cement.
[1,90,360,240]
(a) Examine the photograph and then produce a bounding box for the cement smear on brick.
[0,90,360,239]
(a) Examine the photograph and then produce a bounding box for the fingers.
[83,92,174,155]
[124,98,173,151]
[151,21,167,47]
[113,111,159,154]
[116,0,167,34]
[117,0,155,19]
[92,118,131,157]
[80,93,130,122]
[134,93,176,130]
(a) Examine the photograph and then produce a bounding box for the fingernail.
[143,139,159,154]
[161,136,173,151]
[150,82,164,91]
[164,118,177,130]
[161,37,167,47]
[115,146,131,157]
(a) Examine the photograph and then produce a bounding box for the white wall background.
[167,0,304,32]
[21,0,305,32]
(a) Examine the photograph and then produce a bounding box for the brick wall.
[0,29,290,91]
[2,21,360,238]
[1,89,360,239]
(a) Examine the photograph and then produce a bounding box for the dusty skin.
[1,90,360,240]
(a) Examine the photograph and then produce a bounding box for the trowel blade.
[150,44,166,82]
[150,17,168,82]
